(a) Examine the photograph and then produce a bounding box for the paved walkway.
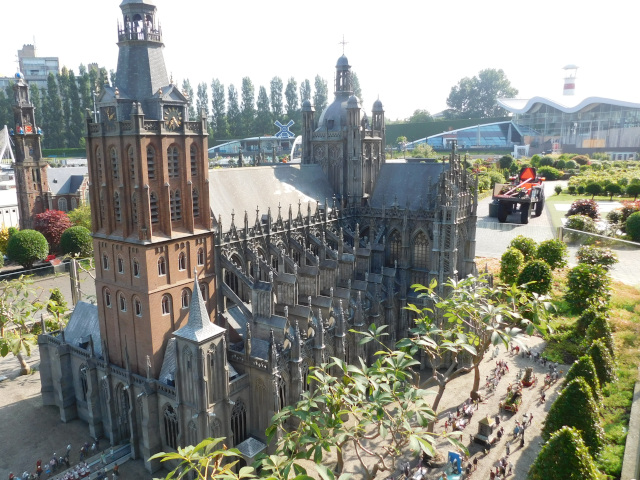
[475,181,640,287]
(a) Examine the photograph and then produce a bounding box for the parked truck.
[492,167,545,224]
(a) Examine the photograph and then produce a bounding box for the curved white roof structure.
[498,96,640,114]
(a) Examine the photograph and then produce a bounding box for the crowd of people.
[6,438,121,480]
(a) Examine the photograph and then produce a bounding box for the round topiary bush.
[500,247,524,285]
[509,235,538,257]
[626,211,640,241]
[554,185,563,195]
[536,239,568,270]
[498,155,514,170]
[588,339,616,386]
[517,259,552,295]
[540,156,555,167]
[565,263,611,313]
[566,159,577,169]
[538,166,562,180]
[528,427,600,480]
[566,199,599,219]
[565,215,597,234]
[575,307,606,336]
[576,245,618,271]
[6,229,49,269]
[60,226,93,257]
[541,377,604,457]
[555,158,566,169]
[577,185,586,195]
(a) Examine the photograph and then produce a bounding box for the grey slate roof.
[173,275,225,342]
[370,162,448,210]
[208,165,335,230]
[47,167,88,195]
[159,338,176,384]
[63,301,102,358]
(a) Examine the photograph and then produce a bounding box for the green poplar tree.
[182,79,196,120]
[77,65,93,115]
[196,82,209,120]
[299,78,311,104]
[284,77,298,124]
[44,73,64,148]
[58,68,71,146]
[227,84,241,138]
[240,77,255,137]
[255,86,272,135]
[68,70,84,147]
[211,79,228,140]
[313,75,329,123]
[352,71,362,104]
[269,76,283,121]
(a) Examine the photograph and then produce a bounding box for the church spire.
[174,270,224,342]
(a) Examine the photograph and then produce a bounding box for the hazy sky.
[1,0,637,121]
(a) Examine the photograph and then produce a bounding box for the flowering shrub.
[576,246,618,271]
[565,215,597,233]
[566,199,599,219]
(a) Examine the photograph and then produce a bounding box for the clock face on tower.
[163,106,183,131]
[103,106,116,122]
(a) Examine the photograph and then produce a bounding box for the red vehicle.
[492,167,545,224]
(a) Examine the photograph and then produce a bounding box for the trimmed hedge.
[60,226,93,257]
[528,427,599,480]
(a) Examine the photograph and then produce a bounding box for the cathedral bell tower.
[86,0,215,380]
[11,72,48,230]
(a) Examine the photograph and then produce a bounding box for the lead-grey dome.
[336,55,349,68]
[372,99,384,112]
[347,95,359,108]
[302,99,314,112]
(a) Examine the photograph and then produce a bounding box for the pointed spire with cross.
[339,34,348,55]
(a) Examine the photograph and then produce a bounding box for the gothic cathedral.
[37,0,478,473]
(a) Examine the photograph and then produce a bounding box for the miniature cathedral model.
[36,0,478,472]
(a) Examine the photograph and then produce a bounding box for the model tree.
[562,355,602,403]
[60,226,93,257]
[34,210,72,251]
[6,229,49,269]
[588,339,616,385]
[542,378,604,456]
[446,68,518,118]
[528,426,600,480]
[585,315,615,356]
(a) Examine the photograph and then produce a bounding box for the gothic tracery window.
[147,146,156,179]
[192,189,200,218]
[181,288,190,309]
[389,230,402,266]
[163,405,178,450]
[170,190,182,221]
[114,192,122,223]
[161,294,171,315]
[132,193,138,224]
[197,247,204,266]
[58,197,67,212]
[128,146,136,181]
[412,232,429,269]
[158,256,166,276]
[190,144,198,177]
[96,146,104,183]
[231,401,247,446]
[110,147,119,180]
[178,252,186,271]
[150,192,159,224]
[167,145,179,178]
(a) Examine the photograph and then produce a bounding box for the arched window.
[147,146,156,179]
[150,192,159,224]
[110,147,119,180]
[96,146,104,183]
[104,288,112,307]
[134,297,142,317]
[133,259,140,277]
[79,364,88,401]
[181,288,190,309]
[157,256,166,276]
[161,294,171,315]
[99,190,105,223]
[167,145,179,178]
[119,293,127,312]
[389,230,402,266]
[278,380,287,410]
[114,192,122,223]
[192,189,200,218]
[131,193,138,224]
[412,232,429,269]
[102,254,110,270]
[197,248,204,266]
[115,384,131,440]
[170,190,182,221]
[178,252,186,271]
[128,146,136,181]
[200,282,207,301]
[71,197,78,210]
[117,255,124,274]
[231,401,247,446]
[58,197,68,211]
[163,405,178,450]
[190,144,198,176]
